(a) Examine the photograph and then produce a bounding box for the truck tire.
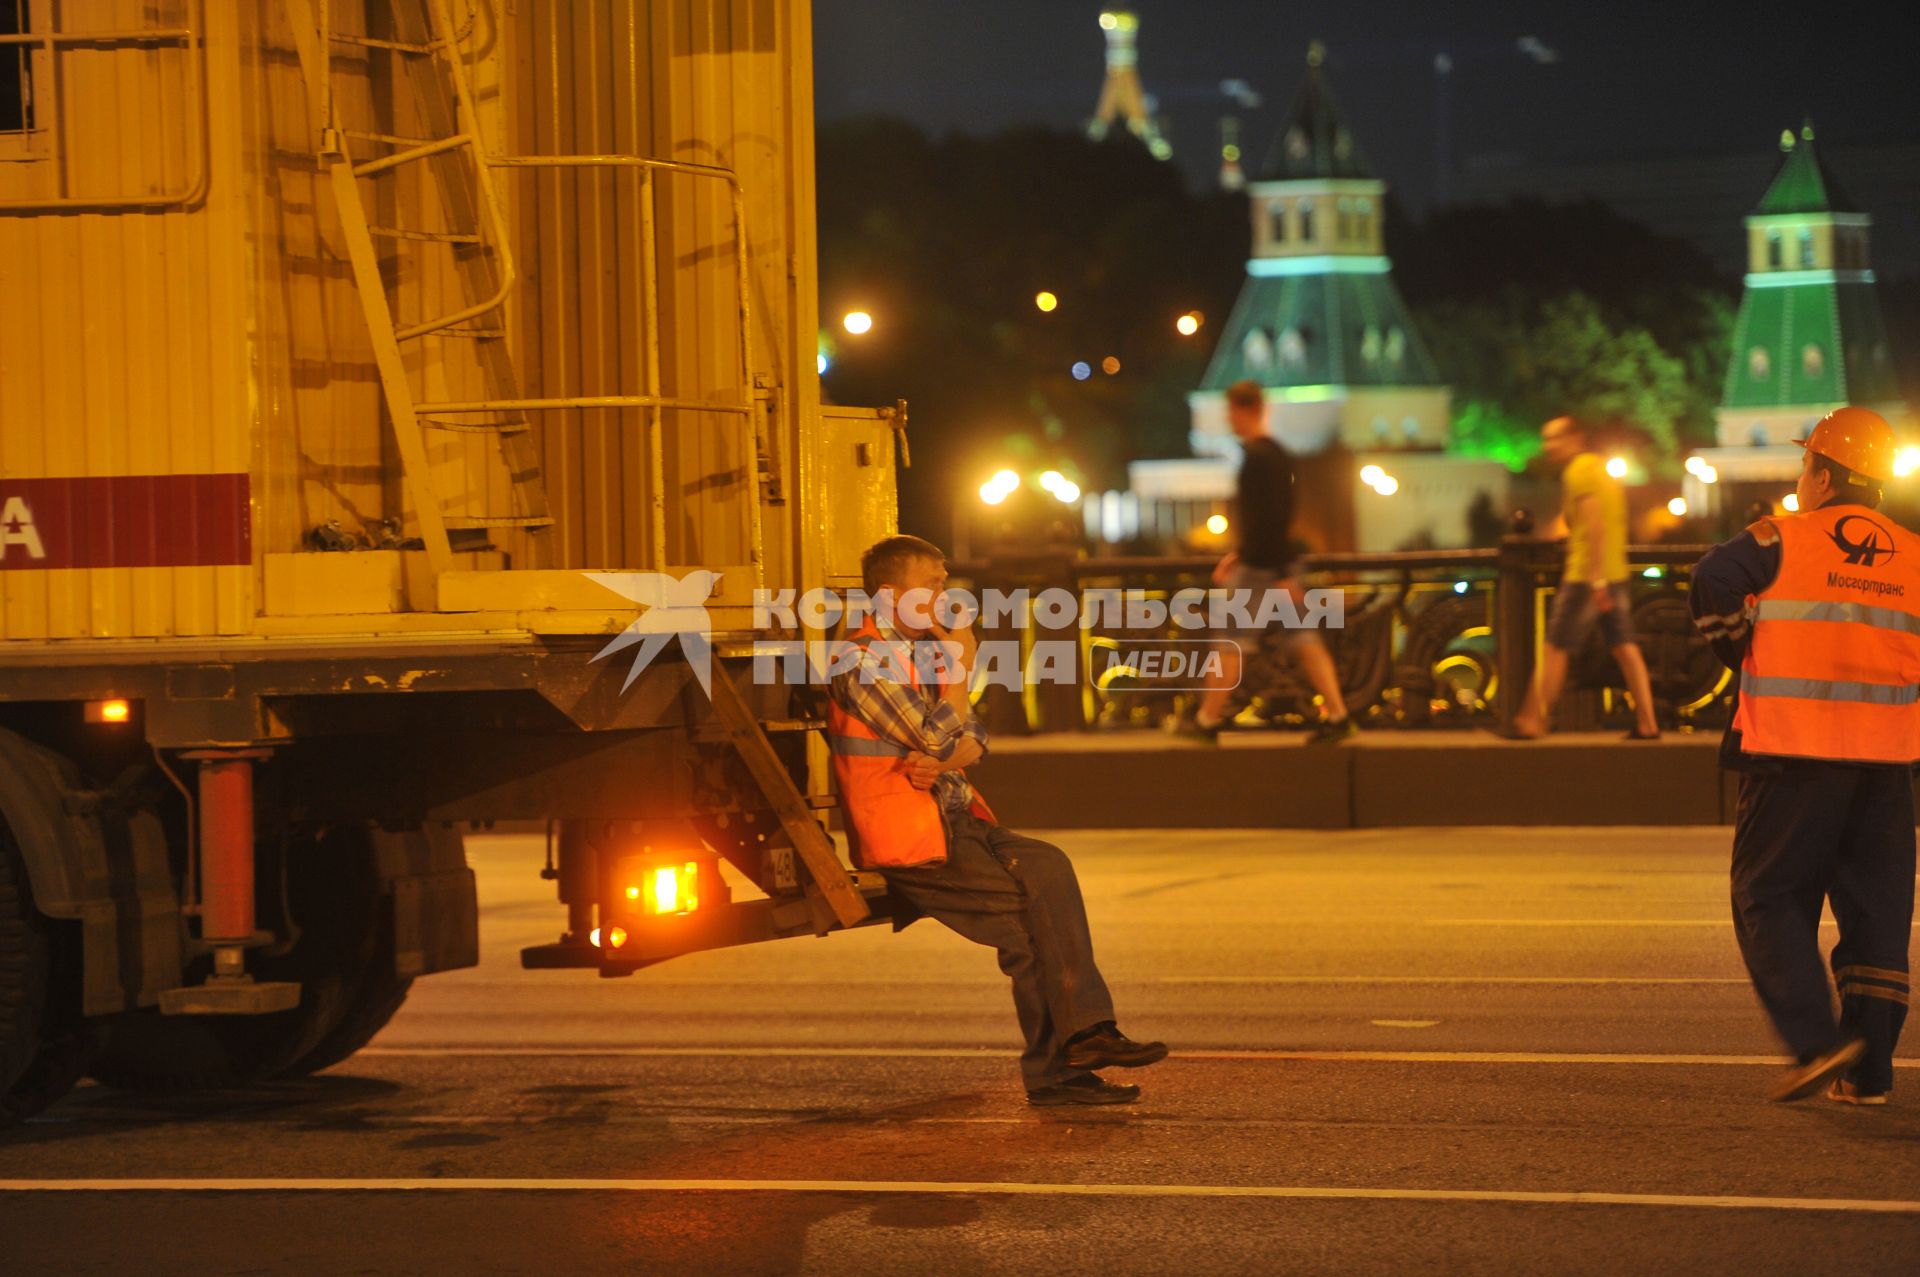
[1,810,90,1123]
[87,823,386,1094]
[281,969,413,1077]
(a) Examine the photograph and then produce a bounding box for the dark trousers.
[1732,763,1914,1092]
[881,810,1117,1089]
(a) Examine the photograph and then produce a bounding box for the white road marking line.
[1371,1020,1440,1028]
[355,1046,1919,1068]
[1426,920,1920,928]
[1,1178,1915,1214]
[1159,976,1751,985]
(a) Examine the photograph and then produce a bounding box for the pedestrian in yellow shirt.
[1512,417,1662,739]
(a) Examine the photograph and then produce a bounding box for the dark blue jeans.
[1732,763,1914,1092]
[881,811,1117,1089]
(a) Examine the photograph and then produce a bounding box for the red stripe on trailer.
[0,473,251,570]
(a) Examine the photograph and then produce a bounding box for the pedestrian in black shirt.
[1178,379,1353,743]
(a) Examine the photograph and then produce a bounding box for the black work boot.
[1027,1074,1141,1106]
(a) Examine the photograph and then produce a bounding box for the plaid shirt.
[827,621,988,813]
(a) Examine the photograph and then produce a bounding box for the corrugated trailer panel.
[246,3,389,567]
[5,1,855,645]
[0,0,252,640]
[506,0,814,595]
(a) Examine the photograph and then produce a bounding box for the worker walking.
[1689,406,1917,1103]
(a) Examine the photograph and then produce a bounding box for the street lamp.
[842,310,873,336]
[1176,311,1203,336]
[1035,291,1059,313]
[1605,456,1629,479]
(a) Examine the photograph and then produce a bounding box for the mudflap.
[373,825,478,977]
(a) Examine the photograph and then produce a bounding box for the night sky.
[814,0,1920,214]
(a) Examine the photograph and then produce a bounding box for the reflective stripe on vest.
[1733,503,1920,764]
[1751,598,1920,635]
[1741,673,1920,706]
[829,735,913,758]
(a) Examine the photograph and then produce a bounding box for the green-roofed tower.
[1705,123,1907,488]
[1188,41,1451,463]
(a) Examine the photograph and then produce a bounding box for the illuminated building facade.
[1690,125,1911,506]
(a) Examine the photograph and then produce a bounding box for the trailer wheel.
[87,823,386,1094]
[282,969,413,1078]
[1,810,90,1123]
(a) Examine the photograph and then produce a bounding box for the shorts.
[1545,581,1635,651]
[1218,562,1322,650]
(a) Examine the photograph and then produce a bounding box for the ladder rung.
[444,516,555,531]
[421,417,530,435]
[368,225,481,245]
[344,129,441,148]
[329,32,447,54]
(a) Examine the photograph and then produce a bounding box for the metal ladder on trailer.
[287,0,551,579]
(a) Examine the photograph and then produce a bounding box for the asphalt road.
[3,827,1917,1275]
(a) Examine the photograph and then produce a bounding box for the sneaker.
[1827,1079,1889,1106]
[1027,1074,1141,1107]
[1064,1024,1169,1071]
[1769,1038,1866,1102]
[1306,717,1358,746]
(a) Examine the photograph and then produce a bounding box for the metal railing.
[948,537,1728,734]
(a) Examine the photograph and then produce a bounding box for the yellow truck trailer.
[0,0,901,1118]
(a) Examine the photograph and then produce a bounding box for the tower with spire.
[1697,123,1908,499]
[1087,10,1171,161]
[1193,42,1447,459]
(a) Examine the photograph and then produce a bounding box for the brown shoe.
[1826,1078,1889,1106]
[1064,1025,1169,1070]
[1770,1039,1866,1102]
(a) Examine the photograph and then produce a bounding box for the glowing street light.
[1782,493,1801,512]
[1605,456,1629,479]
[980,468,1022,506]
[1668,497,1688,517]
[1205,514,1228,535]
[1035,291,1059,313]
[842,310,873,335]
[1176,311,1203,336]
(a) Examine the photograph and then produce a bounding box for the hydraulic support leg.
[159,750,300,1015]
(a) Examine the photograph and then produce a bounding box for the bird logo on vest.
[1829,514,1897,567]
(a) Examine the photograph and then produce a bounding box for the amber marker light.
[86,699,133,724]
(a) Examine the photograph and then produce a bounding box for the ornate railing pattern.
[949,538,1731,734]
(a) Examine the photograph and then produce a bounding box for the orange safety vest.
[1734,502,1920,764]
[825,621,994,869]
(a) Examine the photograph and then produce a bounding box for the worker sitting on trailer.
[827,535,1167,1106]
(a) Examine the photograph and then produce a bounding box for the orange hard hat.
[1797,406,1897,482]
